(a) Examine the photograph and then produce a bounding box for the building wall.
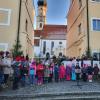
[89,1,100,54]
[0,0,34,58]
[67,0,100,57]
[0,0,19,51]
[67,0,87,57]
[34,39,66,58]
[20,0,34,58]
[41,39,66,58]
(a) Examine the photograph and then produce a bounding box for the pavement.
[0,81,100,95]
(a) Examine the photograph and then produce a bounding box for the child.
[71,64,76,81]
[54,63,59,82]
[36,62,44,85]
[48,64,54,83]
[44,63,50,83]
[29,61,36,85]
[59,63,65,81]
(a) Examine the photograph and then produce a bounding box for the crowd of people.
[0,51,100,90]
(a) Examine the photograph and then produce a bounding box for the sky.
[33,0,70,29]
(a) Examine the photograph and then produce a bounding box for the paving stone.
[1,81,100,100]
[0,81,100,95]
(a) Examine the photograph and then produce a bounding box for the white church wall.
[41,39,67,57]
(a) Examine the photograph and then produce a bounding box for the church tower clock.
[36,0,47,30]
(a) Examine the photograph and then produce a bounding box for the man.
[3,53,13,87]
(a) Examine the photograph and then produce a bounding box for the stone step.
[0,91,100,100]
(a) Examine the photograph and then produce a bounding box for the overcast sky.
[33,0,70,29]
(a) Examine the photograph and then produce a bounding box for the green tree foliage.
[12,41,23,58]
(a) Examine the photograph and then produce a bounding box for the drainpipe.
[16,0,22,52]
[86,0,90,58]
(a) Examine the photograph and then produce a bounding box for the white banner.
[0,43,8,51]
[93,61,100,68]
[83,60,91,68]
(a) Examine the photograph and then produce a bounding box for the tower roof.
[38,0,47,6]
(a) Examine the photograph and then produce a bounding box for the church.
[34,0,67,58]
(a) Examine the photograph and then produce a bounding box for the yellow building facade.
[0,0,34,58]
[67,0,100,58]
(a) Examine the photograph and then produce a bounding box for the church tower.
[36,0,47,30]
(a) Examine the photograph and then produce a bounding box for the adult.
[0,54,4,88]
[66,65,71,81]
[3,53,13,87]
[81,66,87,82]
[93,64,99,81]
[12,59,20,90]
[87,65,94,82]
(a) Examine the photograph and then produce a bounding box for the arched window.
[40,23,42,28]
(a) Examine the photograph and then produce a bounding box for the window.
[40,23,42,28]
[43,41,46,54]
[51,41,54,48]
[91,0,100,2]
[25,20,28,32]
[78,23,82,34]
[79,0,82,8]
[51,41,54,55]
[0,8,11,26]
[26,0,28,4]
[59,42,62,45]
[92,19,100,31]
[34,39,39,46]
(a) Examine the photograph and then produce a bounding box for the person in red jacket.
[36,62,44,85]
[59,63,66,81]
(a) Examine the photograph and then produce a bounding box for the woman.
[87,65,94,82]
[81,66,87,82]
[66,65,71,81]
[93,64,99,81]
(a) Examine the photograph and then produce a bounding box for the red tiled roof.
[34,30,42,37]
[34,24,67,40]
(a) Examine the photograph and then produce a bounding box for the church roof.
[41,25,67,40]
[34,25,67,40]
[34,30,42,37]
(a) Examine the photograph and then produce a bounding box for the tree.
[85,47,91,59]
[11,41,23,58]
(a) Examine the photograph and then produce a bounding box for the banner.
[93,61,100,68]
[83,60,91,68]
